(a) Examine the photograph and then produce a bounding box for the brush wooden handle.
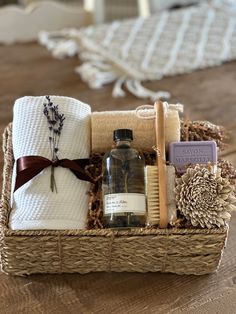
[155,101,168,228]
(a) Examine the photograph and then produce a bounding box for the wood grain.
[0,43,236,313]
[155,101,168,228]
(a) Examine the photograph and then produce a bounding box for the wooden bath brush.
[145,100,168,228]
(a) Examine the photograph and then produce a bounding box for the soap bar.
[169,141,217,171]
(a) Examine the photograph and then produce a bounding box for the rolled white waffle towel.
[9,96,91,230]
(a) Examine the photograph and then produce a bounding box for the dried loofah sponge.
[91,108,181,153]
[181,120,229,151]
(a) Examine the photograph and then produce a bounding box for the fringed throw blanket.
[39,0,236,100]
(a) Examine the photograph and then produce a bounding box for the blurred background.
[0,1,236,313]
[0,0,204,24]
[0,0,235,160]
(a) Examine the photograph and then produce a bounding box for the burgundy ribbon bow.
[14,155,95,192]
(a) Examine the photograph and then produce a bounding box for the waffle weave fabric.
[9,96,91,230]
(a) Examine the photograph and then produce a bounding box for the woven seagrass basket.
[0,124,229,276]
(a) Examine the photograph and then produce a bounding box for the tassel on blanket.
[75,62,118,89]
[125,79,170,101]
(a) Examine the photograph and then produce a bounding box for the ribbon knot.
[14,155,95,192]
[52,159,60,167]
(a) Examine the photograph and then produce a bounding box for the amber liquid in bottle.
[102,129,146,228]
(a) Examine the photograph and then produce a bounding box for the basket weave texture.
[0,124,228,276]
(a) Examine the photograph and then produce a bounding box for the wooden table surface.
[0,43,236,314]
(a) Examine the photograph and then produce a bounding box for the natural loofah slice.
[181,120,229,151]
[218,159,236,184]
[175,165,236,229]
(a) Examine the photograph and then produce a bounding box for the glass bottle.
[102,129,146,228]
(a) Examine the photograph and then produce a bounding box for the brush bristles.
[145,166,160,225]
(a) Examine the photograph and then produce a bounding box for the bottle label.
[104,193,146,214]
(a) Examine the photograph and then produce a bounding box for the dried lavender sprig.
[43,101,54,158]
[55,113,65,155]
[43,96,65,159]
[43,96,65,192]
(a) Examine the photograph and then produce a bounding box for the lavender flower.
[43,96,65,192]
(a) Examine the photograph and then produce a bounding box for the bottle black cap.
[113,129,133,141]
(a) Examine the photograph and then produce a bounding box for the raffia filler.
[181,120,229,151]
[175,165,236,229]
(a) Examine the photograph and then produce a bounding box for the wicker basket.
[0,124,229,276]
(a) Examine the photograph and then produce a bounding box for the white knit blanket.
[9,96,91,230]
[39,0,236,100]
